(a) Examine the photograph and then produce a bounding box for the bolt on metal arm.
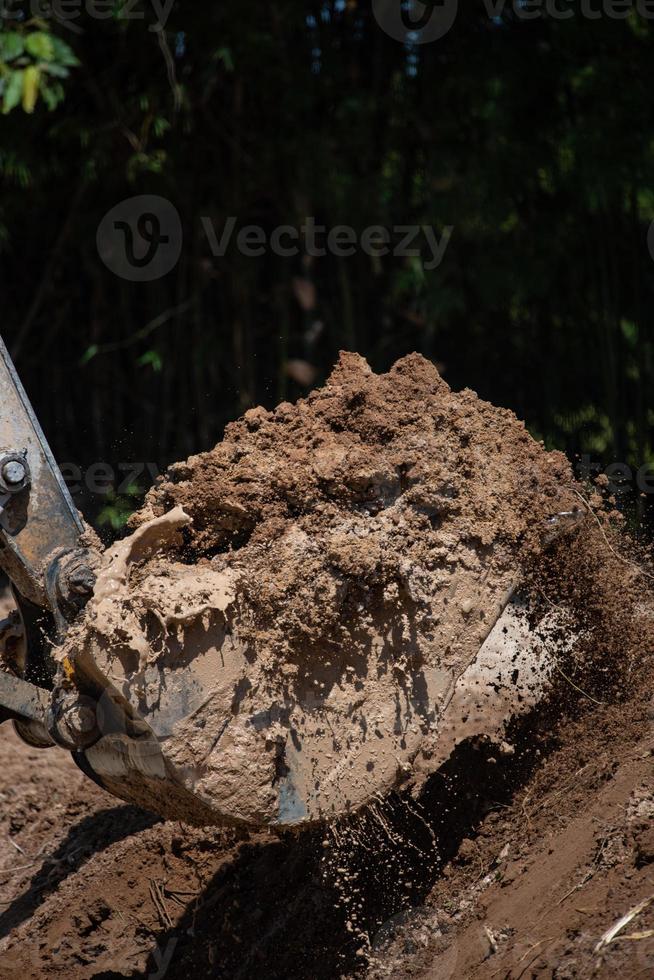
[0,334,85,610]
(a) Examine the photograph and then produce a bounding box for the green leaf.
[81,343,99,365]
[0,33,25,62]
[96,486,141,530]
[97,504,131,530]
[2,70,23,115]
[22,65,40,113]
[50,36,80,68]
[42,63,71,79]
[122,483,141,497]
[25,31,55,62]
[137,349,163,372]
[40,79,65,111]
[621,319,638,347]
[214,47,234,72]
[153,115,170,138]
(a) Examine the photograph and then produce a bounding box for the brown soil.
[59,352,583,828]
[0,666,652,979]
[0,352,652,977]
[133,350,578,676]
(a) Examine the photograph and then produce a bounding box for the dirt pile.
[135,346,579,676]
[60,352,582,828]
[133,350,577,666]
[525,513,654,702]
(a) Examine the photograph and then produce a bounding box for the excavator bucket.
[0,340,583,829]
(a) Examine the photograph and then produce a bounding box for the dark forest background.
[1,2,654,532]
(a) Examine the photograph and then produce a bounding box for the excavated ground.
[0,670,652,979]
[0,353,652,977]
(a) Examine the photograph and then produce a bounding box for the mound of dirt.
[59,352,582,827]
[134,351,576,661]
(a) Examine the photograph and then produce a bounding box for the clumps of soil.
[133,351,577,673]
[523,504,654,708]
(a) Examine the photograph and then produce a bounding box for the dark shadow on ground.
[100,704,561,980]
[0,805,159,940]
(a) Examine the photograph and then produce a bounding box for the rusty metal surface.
[0,334,83,607]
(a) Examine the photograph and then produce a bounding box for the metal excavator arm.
[0,334,103,749]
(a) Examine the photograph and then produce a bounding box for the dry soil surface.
[0,677,653,979]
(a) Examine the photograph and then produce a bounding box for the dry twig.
[0,863,33,879]
[594,895,653,953]
[555,666,605,706]
[149,879,174,929]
